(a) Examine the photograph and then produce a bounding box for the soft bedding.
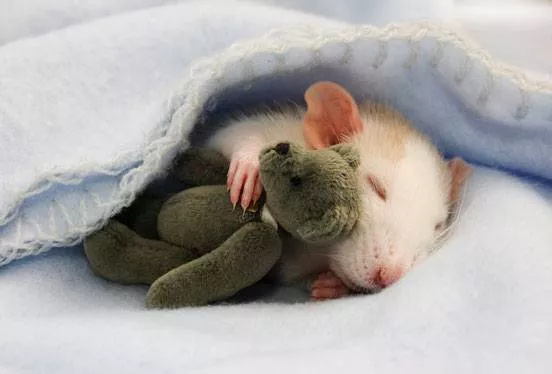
[1,1,552,373]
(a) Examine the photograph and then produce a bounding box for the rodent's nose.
[373,266,402,288]
[274,142,290,156]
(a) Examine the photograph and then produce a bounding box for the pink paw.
[310,271,350,301]
[227,152,263,211]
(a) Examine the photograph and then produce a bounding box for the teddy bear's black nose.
[274,142,290,155]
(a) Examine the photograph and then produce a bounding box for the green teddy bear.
[84,141,361,308]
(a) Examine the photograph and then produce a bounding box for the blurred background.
[261,0,552,76]
[1,0,551,76]
[452,0,551,78]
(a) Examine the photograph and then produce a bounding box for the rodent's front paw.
[228,153,263,211]
[310,271,350,301]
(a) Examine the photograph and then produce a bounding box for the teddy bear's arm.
[170,147,230,187]
[84,220,198,285]
[146,221,281,309]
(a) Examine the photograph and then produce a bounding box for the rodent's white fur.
[206,108,306,159]
[333,129,451,291]
[205,105,453,291]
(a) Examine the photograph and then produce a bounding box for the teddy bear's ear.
[303,81,364,150]
[329,144,360,170]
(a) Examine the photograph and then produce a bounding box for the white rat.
[205,81,471,300]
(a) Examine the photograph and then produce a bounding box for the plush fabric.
[1,0,552,373]
[83,143,361,308]
[1,167,552,374]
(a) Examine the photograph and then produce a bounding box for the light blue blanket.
[1,1,552,373]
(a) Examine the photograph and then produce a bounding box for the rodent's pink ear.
[448,157,472,203]
[303,81,364,149]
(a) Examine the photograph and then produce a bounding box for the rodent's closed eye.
[367,175,387,201]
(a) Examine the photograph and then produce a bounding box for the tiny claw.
[253,177,263,203]
[240,172,258,211]
[227,160,238,189]
[251,197,259,210]
[240,197,251,212]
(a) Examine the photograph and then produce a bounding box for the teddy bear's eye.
[290,176,302,186]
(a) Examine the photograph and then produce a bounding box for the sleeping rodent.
[205,81,471,299]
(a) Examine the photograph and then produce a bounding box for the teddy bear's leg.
[170,147,229,187]
[146,221,281,309]
[114,195,168,239]
[84,220,198,285]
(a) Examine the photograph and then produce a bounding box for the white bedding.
[1,1,552,373]
[2,167,552,373]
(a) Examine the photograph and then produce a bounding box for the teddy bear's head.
[259,142,361,244]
